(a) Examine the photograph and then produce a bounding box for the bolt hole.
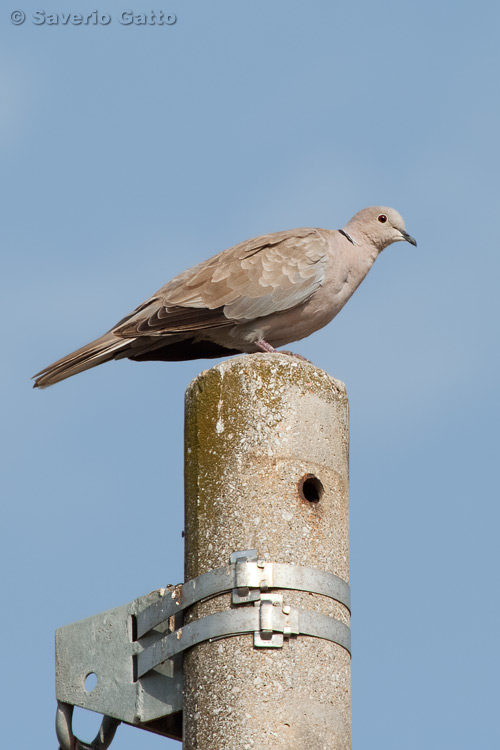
[84,672,98,693]
[298,474,324,503]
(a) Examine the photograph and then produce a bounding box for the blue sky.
[2,1,499,747]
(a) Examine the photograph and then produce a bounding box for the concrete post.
[183,353,351,749]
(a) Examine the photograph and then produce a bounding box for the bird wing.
[114,228,328,337]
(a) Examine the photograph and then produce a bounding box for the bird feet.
[256,340,311,363]
[279,350,312,363]
[256,339,277,353]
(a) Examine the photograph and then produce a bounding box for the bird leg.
[256,340,311,363]
[256,339,277,353]
[279,350,312,363]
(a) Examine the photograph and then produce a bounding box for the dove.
[33,206,416,388]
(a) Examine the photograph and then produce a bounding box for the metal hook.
[56,701,120,750]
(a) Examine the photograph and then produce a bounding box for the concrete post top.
[186,352,347,403]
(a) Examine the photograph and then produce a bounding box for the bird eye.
[378,214,387,223]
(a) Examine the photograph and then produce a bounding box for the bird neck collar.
[338,229,356,245]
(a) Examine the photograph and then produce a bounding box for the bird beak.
[400,230,417,246]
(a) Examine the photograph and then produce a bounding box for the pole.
[183,353,351,749]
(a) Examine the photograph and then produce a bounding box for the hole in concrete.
[298,474,323,503]
[84,672,98,692]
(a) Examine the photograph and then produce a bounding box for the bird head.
[343,206,417,252]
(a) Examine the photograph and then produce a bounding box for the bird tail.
[32,333,129,388]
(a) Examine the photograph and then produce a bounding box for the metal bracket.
[55,590,183,726]
[55,550,351,736]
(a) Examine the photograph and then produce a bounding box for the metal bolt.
[283,605,291,615]
[257,559,266,568]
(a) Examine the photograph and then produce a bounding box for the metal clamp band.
[135,596,350,679]
[135,553,350,639]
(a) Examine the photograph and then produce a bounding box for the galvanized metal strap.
[135,603,350,678]
[135,555,350,638]
[56,700,120,750]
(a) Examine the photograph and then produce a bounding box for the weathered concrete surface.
[183,353,350,749]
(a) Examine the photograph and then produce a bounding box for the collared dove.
[33,206,416,388]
